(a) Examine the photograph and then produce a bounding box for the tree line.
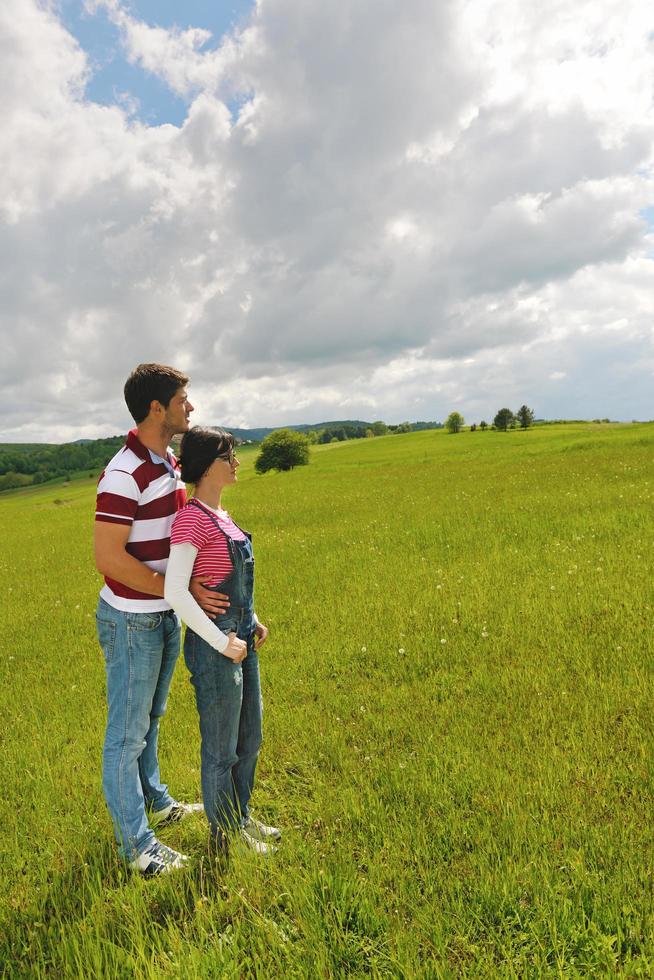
[0,437,125,492]
[0,419,445,489]
[445,406,535,433]
[304,420,441,443]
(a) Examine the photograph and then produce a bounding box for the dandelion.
[440,638,447,645]
[398,647,405,654]
[361,646,367,653]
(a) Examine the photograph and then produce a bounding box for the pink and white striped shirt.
[170,498,247,586]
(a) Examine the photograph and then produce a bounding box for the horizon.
[2,414,651,448]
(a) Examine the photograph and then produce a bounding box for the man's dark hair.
[124,363,190,424]
[179,426,235,484]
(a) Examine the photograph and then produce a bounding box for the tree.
[445,411,464,433]
[516,405,535,429]
[494,408,514,432]
[371,420,388,436]
[479,420,488,431]
[254,429,310,473]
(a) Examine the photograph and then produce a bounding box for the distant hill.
[0,420,445,492]
[218,420,373,442]
[218,420,443,441]
[0,436,124,492]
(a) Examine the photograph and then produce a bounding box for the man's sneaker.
[239,827,277,855]
[152,801,204,827]
[242,814,282,841]
[129,840,189,876]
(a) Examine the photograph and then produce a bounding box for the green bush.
[254,429,310,473]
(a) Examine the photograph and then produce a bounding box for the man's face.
[163,387,194,434]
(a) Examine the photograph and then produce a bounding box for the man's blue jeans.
[184,629,263,837]
[96,597,180,860]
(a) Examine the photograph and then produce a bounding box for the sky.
[1,0,653,442]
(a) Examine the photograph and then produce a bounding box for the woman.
[164,426,280,856]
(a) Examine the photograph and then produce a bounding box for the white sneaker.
[152,801,204,827]
[240,828,277,855]
[129,840,189,876]
[242,814,282,841]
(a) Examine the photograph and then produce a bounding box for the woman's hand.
[254,622,269,651]
[223,633,247,663]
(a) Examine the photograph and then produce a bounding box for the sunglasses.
[216,450,237,464]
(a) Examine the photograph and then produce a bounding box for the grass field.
[1,424,653,977]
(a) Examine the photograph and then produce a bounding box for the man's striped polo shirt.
[95,429,187,612]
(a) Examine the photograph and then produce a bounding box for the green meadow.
[1,424,653,978]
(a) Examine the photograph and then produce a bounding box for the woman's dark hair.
[124,363,189,424]
[179,426,234,483]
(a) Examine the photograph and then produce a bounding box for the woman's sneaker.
[239,828,277,855]
[129,840,189,876]
[242,815,282,841]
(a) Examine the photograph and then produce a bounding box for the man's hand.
[190,576,230,619]
[223,633,247,663]
[254,622,269,651]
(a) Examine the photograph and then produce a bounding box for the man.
[94,363,228,875]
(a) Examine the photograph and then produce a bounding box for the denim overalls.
[183,499,263,837]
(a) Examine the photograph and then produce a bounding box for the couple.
[94,362,279,875]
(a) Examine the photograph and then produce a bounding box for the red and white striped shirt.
[95,429,187,612]
[170,499,247,586]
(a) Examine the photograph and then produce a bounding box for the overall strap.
[188,498,251,542]
[187,498,237,557]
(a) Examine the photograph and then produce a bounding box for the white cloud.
[86,0,249,98]
[1,0,653,441]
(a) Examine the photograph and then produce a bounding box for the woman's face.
[208,447,240,486]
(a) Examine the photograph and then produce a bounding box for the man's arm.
[94,520,231,614]
[95,521,165,596]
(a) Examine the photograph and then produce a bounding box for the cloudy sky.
[1,0,653,442]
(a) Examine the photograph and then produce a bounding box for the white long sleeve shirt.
[164,542,230,652]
